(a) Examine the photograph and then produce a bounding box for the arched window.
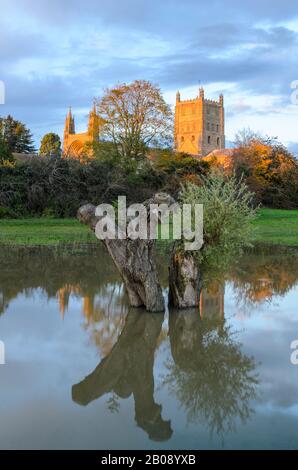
[191,135,195,142]
[217,137,220,146]
[208,136,211,144]
[181,136,184,143]
[207,122,210,131]
[216,124,219,132]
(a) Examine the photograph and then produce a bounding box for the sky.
[0,0,298,151]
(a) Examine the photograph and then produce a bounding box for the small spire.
[219,93,224,105]
[176,90,180,102]
[199,87,204,98]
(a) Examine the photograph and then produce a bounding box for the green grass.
[252,208,298,246]
[0,208,298,247]
[0,218,95,246]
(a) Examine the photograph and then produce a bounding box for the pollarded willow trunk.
[77,203,164,312]
[169,242,203,309]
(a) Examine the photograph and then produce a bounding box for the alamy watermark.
[290,340,298,365]
[290,80,298,105]
[0,340,5,365]
[94,196,204,251]
[0,80,5,104]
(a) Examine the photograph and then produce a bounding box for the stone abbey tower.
[63,104,101,159]
[174,87,225,156]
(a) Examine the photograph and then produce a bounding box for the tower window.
[181,136,184,143]
[208,136,211,144]
[217,137,220,146]
[216,124,219,132]
[207,122,210,131]
[191,135,195,142]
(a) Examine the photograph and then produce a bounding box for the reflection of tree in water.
[4,245,292,441]
[72,309,172,442]
[0,247,129,355]
[164,309,258,438]
[229,247,298,308]
[72,281,258,443]
[0,246,168,357]
[0,246,120,311]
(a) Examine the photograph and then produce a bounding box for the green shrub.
[0,155,168,217]
[0,205,17,219]
[180,171,257,274]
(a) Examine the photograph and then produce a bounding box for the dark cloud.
[147,22,298,103]
[192,24,298,51]
[3,0,298,33]
[0,0,298,144]
[0,28,48,64]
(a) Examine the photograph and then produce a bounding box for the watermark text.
[0,341,5,365]
[290,80,298,105]
[94,196,203,251]
[0,80,5,105]
[290,340,298,365]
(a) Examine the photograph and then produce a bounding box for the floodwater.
[0,245,298,450]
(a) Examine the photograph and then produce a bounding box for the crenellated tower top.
[174,87,225,156]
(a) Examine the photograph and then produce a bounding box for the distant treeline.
[0,152,209,218]
[1,140,298,218]
[1,90,298,217]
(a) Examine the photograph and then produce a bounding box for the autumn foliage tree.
[232,135,298,208]
[97,80,173,166]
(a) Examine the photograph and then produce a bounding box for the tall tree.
[0,137,14,165]
[39,132,62,157]
[97,80,173,165]
[0,115,35,154]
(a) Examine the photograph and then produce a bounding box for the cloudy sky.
[1,0,298,150]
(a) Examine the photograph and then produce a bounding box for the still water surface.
[0,246,298,449]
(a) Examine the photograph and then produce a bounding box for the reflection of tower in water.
[57,285,72,319]
[57,284,123,320]
[58,284,92,320]
[56,284,127,356]
[200,282,225,322]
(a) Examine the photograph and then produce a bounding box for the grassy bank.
[252,208,298,246]
[0,218,94,246]
[0,208,298,247]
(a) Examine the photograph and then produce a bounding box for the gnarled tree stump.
[169,243,202,309]
[78,194,203,311]
[77,198,166,312]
